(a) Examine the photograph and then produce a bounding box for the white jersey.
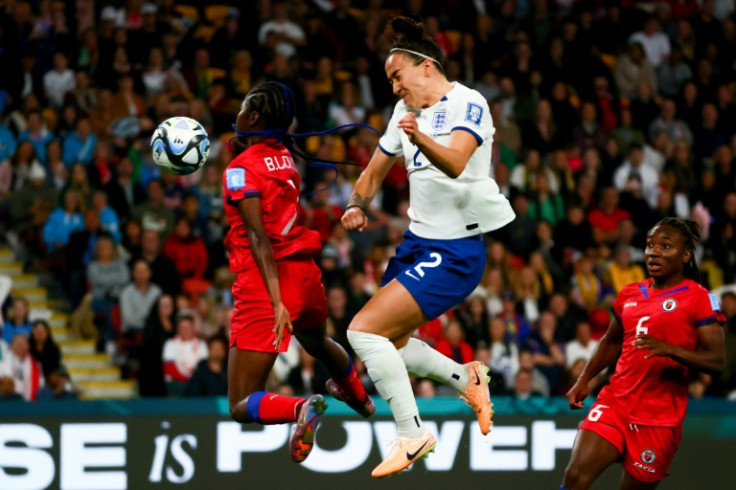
[379,82,515,239]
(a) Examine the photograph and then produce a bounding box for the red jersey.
[602,278,725,427]
[223,139,321,273]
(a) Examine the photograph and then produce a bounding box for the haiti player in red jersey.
[561,217,726,489]
[223,81,374,464]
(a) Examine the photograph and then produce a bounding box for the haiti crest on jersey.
[661,298,677,312]
[641,449,656,464]
[432,111,446,131]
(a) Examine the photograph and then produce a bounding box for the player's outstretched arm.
[634,323,726,376]
[343,148,397,232]
[398,112,477,179]
[566,317,624,409]
[238,197,293,350]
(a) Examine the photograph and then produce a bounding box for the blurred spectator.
[184,335,228,397]
[614,144,661,210]
[287,345,330,396]
[657,44,693,98]
[693,103,728,160]
[120,260,161,335]
[29,319,60,378]
[132,229,181,296]
[163,217,208,280]
[87,234,129,348]
[42,189,84,254]
[564,321,599,370]
[91,190,122,244]
[435,319,475,366]
[615,43,658,100]
[497,292,532,346]
[5,334,43,401]
[524,311,565,393]
[104,156,146,222]
[133,179,174,238]
[553,203,594,270]
[648,99,693,146]
[571,257,603,311]
[457,295,491,349]
[18,111,53,164]
[162,314,209,394]
[513,368,544,400]
[0,376,23,401]
[488,317,519,389]
[572,101,607,152]
[527,173,565,227]
[43,52,75,109]
[36,366,77,400]
[139,294,177,397]
[629,17,671,68]
[2,297,32,344]
[62,117,97,168]
[588,186,631,247]
[607,246,646,294]
[500,193,537,260]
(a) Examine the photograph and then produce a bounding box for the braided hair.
[389,17,446,74]
[653,217,702,284]
[243,81,295,132]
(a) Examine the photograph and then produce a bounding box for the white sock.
[347,331,426,438]
[398,338,469,392]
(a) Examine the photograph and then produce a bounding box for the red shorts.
[230,259,328,353]
[579,396,682,482]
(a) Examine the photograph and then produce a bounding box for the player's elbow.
[712,354,726,375]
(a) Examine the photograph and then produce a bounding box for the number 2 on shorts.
[405,252,442,281]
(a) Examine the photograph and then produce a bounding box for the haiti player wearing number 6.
[341,17,515,478]
[223,82,374,464]
[562,218,726,490]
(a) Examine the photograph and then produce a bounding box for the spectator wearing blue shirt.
[17,110,53,164]
[92,190,121,243]
[42,189,84,253]
[2,297,32,345]
[0,124,17,162]
[62,117,97,168]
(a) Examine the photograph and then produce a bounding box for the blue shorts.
[381,231,486,320]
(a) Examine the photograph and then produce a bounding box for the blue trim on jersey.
[451,126,483,145]
[611,308,621,325]
[696,315,720,327]
[656,286,689,298]
[441,95,448,101]
[412,148,422,167]
[245,391,268,423]
[639,284,649,300]
[378,143,396,157]
[226,190,261,206]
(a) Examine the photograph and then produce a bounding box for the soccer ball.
[150,117,210,175]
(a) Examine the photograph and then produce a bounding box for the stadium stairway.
[1,247,136,400]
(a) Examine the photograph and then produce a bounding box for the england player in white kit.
[342,17,515,478]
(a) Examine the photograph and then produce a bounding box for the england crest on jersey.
[432,111,446,131]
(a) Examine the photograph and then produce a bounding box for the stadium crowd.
[1,0,736,403]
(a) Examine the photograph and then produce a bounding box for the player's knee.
[347,310,374,334]
[563,462,593,490]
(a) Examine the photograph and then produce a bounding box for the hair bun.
[390,16,424,42]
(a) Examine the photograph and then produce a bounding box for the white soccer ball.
[150,116,210,176]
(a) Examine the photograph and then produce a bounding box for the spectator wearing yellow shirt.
[607,245,646,293]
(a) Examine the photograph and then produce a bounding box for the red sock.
[335,364,368,401]
[247,391,305,424]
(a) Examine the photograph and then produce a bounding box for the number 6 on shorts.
[588,404,609,422]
